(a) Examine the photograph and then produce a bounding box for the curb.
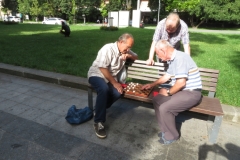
[0,63,239,123]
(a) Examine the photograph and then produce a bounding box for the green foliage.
[17,0,31,15]
[100,26,118,31]
[100,2,108,18]
[30,0,41,18]
[1,0,18,12]
[106,0,123,11]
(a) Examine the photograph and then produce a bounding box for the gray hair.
[156,40,173,48]
[118,33,134,42]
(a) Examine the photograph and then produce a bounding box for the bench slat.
[127,67,166,74]
[134,60,168,67]
[189,96,223,116]
[127,75,160,82]
[200,72,219,78]
[127,63,168,70]
[201,77,218,83]
[199,68,220,73]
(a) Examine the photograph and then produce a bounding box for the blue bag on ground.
[65,105,93,124]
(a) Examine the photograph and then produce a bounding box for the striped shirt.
[153,18,189,50]
[166,50,202,90]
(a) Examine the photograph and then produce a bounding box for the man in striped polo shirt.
[142,40,202,145]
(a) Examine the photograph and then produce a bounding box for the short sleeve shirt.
[87,42,125,83]
[166,50,202,90]
[153,18,189,50]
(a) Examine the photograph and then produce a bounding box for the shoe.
[94,122,107,139]
[158,137,178,145]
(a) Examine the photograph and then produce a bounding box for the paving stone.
[34,112,62,126]
[35,99,59,111]
[34,128,91,159]
[18,108,47,120]
[1,116,50,141]
[0,99,18,111]
[5,103,31,115]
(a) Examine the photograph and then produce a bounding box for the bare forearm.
[149,41,156,60]
[99,68,117,85]
[183,44,190,55]
[127,50,138,61]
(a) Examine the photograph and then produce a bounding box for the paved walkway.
[1,68,240,159]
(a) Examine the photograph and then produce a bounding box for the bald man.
[146,12,190,65]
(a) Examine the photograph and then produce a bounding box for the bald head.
[165,12,180,33]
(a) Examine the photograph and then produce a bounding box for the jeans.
[89,76,121,123]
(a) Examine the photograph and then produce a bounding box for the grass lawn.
[0,23,239,107]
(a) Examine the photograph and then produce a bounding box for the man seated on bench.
[87,33,138,139]
[142,40,202,145]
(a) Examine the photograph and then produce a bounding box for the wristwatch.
[167,88,172,96]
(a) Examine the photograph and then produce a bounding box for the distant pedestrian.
[60,21,71,37]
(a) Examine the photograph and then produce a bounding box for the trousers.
[89,76,121,123]
[152,90,202,140]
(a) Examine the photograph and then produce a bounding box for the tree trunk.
[189,16,205,29]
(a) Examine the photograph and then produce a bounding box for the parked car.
[4,16,21,23]
[42,17,66,25]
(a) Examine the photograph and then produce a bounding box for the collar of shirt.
[167,49,176,64]
[114,41,122,56]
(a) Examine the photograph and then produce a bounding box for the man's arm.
[183,43,190,55]
[142,74,171,90]
[121,50,138,61]
[160,78,186,96]
[99,67,123,94]
[127,50,138,61]
[146,41,156,65]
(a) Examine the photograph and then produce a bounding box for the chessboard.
[123,82,153,98]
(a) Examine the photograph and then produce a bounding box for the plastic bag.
[65,105,93,124]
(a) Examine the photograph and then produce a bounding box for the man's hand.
[146,59,154,65]
[113,82,123,94]
[121,54,128,61]
[141,83,153,90]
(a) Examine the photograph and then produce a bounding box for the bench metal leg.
[208,115,223,144]
[88,87,94,111]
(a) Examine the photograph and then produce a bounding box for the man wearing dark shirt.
[60,21,70,37]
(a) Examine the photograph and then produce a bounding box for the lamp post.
[157,0,161,22]
[82,14,85,24]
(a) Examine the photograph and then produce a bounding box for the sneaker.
[94,122,107,139]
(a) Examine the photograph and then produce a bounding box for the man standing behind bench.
[88,33,138,139]
[142,40,202,145]
[146,12,190,65]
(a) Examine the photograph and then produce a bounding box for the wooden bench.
[88,59,224,144]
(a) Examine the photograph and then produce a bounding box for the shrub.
[100,26,118,31]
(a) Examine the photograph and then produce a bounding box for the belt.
[185,89,202,92]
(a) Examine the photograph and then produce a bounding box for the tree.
[188,0,240,28]
[1,0,18,14]
[30,0,41,21]
[76,0,101,22]
[106,0,123,11]
[17,0,31,17]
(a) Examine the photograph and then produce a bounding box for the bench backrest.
[125,60,219,98]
